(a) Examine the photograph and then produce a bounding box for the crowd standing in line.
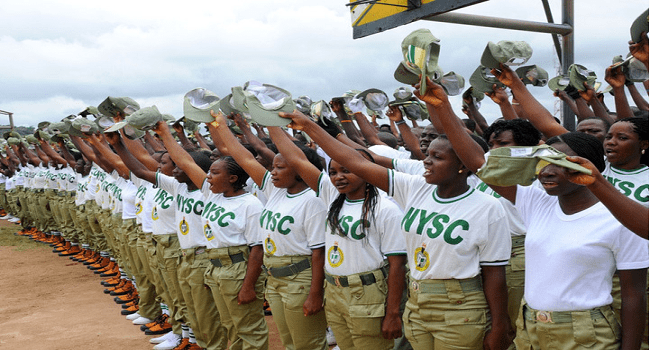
[0,9,648,350]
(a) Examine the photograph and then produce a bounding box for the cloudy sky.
[0,0,646,128]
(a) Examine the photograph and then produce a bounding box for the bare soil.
[0,219,286,350]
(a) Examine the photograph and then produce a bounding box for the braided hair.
[327,149,378,240]
[218,156,249,191]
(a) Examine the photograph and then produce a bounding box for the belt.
[210,252,245,267]
[523,304,605,324]
[410,276,483,294]
[57,192,66,197]
[325,265,388,288]
[34,189,44,193]
[263,258,311,278]
[182,247,206,256]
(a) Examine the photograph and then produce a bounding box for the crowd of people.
[0,12,648,350]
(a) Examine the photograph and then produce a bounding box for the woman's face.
[487,130,517,150]
[158,153,174,176]
[270,154,298,189]
[210,149,222,163]
[604,121,646,169]
[538,142,582,196]
[206,160,233,194]
[328,159,366,200]
[422,138,463,185]
[577,119,608,143]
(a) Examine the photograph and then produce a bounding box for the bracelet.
[395,120,406,125]
[335,133,343,138]
[340,119,352,123]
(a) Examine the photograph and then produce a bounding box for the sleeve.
[478,198,512,266]
[613,226,650,270]
[303,197,327,250]
[257,171,274,198]
[156,172,178,196]
[376,198,407,256]
[387,169,414,209]
[393,158,425,175]
[316,172,335,205]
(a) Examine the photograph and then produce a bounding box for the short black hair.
[483,119,541,147]
[377,132,398,149]
[188,150,212,173]
[547,132,606,172]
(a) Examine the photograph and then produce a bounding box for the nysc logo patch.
[414,243,430,272]
[327,241,344,268]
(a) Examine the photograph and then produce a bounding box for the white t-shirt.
[32,166,47,189]
[150,185,177,236]
[200,180,264,248]
[515,184,649,311]
[157,172,208,249]
[258,171,326,256]
[75,175,90,206]
[121,179,138,220]
[317,173,406,276]
[392,158,424,176]
[388,170,511,280]
[602,162,649,207]
[133,176,155,233]
[245,177,267,205]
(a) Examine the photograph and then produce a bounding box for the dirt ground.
[0,219,287,350]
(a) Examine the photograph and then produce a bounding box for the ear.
[228,174,238,185]
[640,140,649,154]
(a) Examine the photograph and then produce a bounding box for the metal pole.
[541,0,563,63]
[562,0,575,131]
[423,12,573,35]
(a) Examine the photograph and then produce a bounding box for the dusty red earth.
[0,219,286,350]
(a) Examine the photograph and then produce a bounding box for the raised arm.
[626,83,649,111]
[280,110,390,193]
[104,132,157,184]
[330,99,365,146]
[194,130,211,150]
[153,122,206,189]
[210,112,267,187]
[578,83,616,125]
[120,133,159,172]
[605,65,635,120]
[566,156,648,239]
[87,133,129,178]
[386,106,425,160]
[57,139,77,168]
[485,85,518,121]
[415,77,517,203]
[354,112,386,146]
[231,113,276,168]
[494,64,568,138]
[267,127,321,192]
[38,139,67,167]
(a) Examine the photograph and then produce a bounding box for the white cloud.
[0,0,646,127]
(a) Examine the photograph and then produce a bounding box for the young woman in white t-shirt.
[420,73,648,350]
[279,110,513,350]
[154,121,269,350]
[211,112,329,350]
[269,126,407,350]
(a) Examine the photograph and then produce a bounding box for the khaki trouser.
[120,220,159,320]
[153,233,185,335]
[178,247,228,350]
[138,229,167,304]
[514,301,621,350]
[403,276,489,350]
[264,255,328,350]
[506,236,525,333]
[204,245,269,350]
[85,202,107,251]
[324,267,394,350]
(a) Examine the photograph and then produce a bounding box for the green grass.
[0,226,49,251]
